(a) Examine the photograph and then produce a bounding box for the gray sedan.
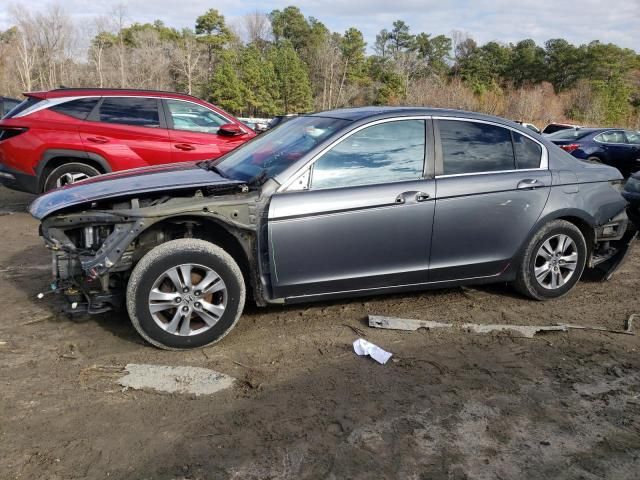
[31,107,632,349]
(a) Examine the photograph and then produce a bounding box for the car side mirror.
[218,123,244,136]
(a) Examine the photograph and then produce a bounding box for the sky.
[2,0,639,52]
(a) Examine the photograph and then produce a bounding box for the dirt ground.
[1,186,639,480]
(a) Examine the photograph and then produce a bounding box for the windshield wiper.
[247,170,268,186]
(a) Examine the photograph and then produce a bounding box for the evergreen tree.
[208,50,243,114]
[341,27,368,84]
[269,41,313,113]
[239,45,279,116]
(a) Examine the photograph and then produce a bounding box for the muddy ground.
[1,186,639,480]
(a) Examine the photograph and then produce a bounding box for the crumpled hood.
[29,162,243,220]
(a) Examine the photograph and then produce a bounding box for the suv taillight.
[559,143,580,153]
[0,127,28,142]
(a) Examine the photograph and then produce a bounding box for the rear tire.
[43,162,101,191]
[514,220,587,300]
[126,239,245,350]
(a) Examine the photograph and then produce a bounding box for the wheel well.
[557,215,595,254]
[136,216,253,294]
[40,157,107,189]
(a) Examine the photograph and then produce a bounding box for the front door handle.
[86,136,109,144]
[517,179,544,189]
[395,191,431,204]
[174,143,196,151]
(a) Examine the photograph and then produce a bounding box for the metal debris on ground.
[368,315,635,338]
[118,364,235,396]
[625,314,636,334]
[368,315,566,338]
[353,338,393,364]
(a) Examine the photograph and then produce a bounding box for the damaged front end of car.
[41,208,148,313]
[34,180,269,315]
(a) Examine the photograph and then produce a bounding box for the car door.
[430,118,551,282]
[163,99,250,163]
[595,130,633,170]
[80,96,172,170]
[624,130,640,173]
[267,118,436,299]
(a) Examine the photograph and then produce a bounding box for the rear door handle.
[517,179,544,189]
[86,136,109,144]
[415,192,431,202]
[174,143,196,151]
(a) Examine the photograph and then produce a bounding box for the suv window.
[166,99,228,134]
[439,120,515,175]
[311,119,425,190]
[625,131,640,145]
[3,97,42,119]
[50,98,99,120]
[98,97,160,127]
[513,132,542,169]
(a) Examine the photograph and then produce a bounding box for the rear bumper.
[0,163,39,193]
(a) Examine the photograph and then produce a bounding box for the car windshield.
[210,116,350,183]
[548,129,592,141]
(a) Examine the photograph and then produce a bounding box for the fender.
[35,149,112,189]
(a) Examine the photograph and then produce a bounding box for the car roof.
[24,88,203,103]
[310,106,530,129]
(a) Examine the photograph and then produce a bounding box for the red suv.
[0,88,255,193]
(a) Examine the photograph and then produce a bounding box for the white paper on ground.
[353,338,392,364]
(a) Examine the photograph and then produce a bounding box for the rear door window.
[439,120,515,175]
[98,97,160,128]
[311,119,425,189]
[50,98,100,120]
[596,131,626,144]
[513,132,542,169]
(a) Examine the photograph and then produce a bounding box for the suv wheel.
[514,220,587,300]
[126,239,246,350]
[43,162,101,191]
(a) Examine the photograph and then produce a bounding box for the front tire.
[514,220,587,300]
[126,239,246,350]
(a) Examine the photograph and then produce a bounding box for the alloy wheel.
[534,234,578,289]
[56,172,90,188]
[148,263,227,336]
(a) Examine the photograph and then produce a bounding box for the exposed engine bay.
[40,183,271,314]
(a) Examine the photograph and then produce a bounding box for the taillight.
[0,127,28,141]
[559,143,580,153]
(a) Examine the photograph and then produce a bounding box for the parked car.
[542,122,582,135]
[514,121,540,134]
[0,96,20,118]
[547,128,640,177]
[30,107,633,349]
[0,88,255,193]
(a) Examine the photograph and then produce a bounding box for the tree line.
[1,4,639,128]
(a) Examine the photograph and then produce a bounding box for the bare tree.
[112,4,128,87]
[242,11,272,46]
[8,6,37,91]
[173,30,203,94]
[87,17,113,87]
